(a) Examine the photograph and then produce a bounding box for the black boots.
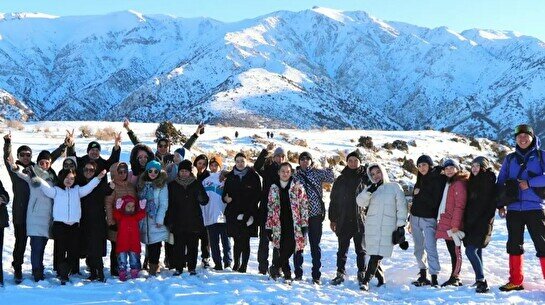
[14,265,23,284]
[331,272,345,285]
[431,274,439,287]
[32,268,45,282]
[441,276,463,287]
[475,280,489,293]
[412,269,432,286]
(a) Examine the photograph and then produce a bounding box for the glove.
[237,214,244,221]
[115,198,123,210]
[246,216,254,227]
[392,226,409,250]
[301,227,308,235]
[266,229,273,242]
[367,183,379,194]
[139,199,147,210]
[109,224,118,231]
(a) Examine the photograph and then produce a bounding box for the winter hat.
[17,145,32,155]
[87,141,101,153]
[515,124,534,138]
[273,147,285,157]
[298,151,312,162]
[174,147,186,160]
[471,156,490,170]
[179,160,193,172]
[37,150,51,162]
[121,195,137,205]
[209,155,223,168]
[63,156,77,168]
[416,155,433,167]
[145,160,162,172]
[193,154,209,168]
[442,158,460,170]
[346,150,363,162]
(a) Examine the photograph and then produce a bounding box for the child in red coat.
[113,195,146,281]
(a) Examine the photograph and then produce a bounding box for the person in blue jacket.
[497,124,545,291]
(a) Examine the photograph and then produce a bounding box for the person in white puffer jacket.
[37,168,105,285]
[201,156,232,270]
[356,163,408,291]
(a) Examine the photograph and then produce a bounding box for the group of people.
[0,121,544,295]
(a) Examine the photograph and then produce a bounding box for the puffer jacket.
[435,172,469,240]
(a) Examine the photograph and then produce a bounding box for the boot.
[360,257,380,291]
[441,276,462,287]
[130,269,139,279]
[475,280,489,293]
[33,268,45,282]
[97,268,106,283]
[269,266,280,280]
[412,269,431,287]
[118,269,127,282]
[331,272,345,285]
[237,263,247,273]
[431,274,438,287]
[233,260,240,272]
[87,268,98,281]
[13,265,23,284]
[500,255,524,291]
[0,271,4,287]
[148,263,159,276]
[375,264,385,287]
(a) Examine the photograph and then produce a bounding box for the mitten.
[246,216,254,227]
[115,198,123,210]
[139,199,147,210]
[301,227,308,235]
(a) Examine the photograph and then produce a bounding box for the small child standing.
[113,195,146,281]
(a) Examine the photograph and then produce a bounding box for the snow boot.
[97,268,106,283]
[33,268,45,282]
[475,280,489,293]
[86,268,98,281]
[269,266,280,280]
[119,269,127,282]
[500,255,524,291]
[375,264,385,287]
[130,269,139,279]
[412,269,431,286]
[13,265,23,284]
[148,263,159,276]
[540,257,545,279]
[441,276,462,287]
[431,274,439,287]
[331,272,345,285]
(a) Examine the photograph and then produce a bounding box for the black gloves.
[392,226,409,250]
[301,227,308,236]
[266,229,273,242]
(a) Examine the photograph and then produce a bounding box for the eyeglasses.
[300,157,311,161]
[84,167,96,172]
[38,160,50,166]
[148,169,159,174]
[19,152,31,158]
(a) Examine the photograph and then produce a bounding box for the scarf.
[176,175,196,188]
[140,182,157,219]
[234,166,249,180]
[437,182,450,222]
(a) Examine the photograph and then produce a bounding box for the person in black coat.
[328,150,371,285]
[0,179,10,287]
[223,153,262,273]
[167,160,209,275]
[79,160,114,282]
[463,156,497,293]
[254,143,285,274]
[3,131,68,284]
[193,154,212,268]
[67,136,121,179]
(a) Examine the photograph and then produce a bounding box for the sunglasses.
[300,157,311,161]
[148,169,159,174]
[84,167,96,172]
[19,152,31,158]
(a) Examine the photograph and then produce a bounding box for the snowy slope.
[0,8,544,140]
[1,121,544,304]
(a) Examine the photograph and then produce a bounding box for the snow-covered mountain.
[0,7,544,140]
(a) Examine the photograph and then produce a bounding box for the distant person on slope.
[497,124,545,291]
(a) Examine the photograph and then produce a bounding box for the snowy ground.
[1,121,544,304]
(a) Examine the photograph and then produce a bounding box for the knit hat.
[179,160,193,172]
[298,151,312,162]
[273,147,285,157]
[145,160,162,172]
[416,155,433,166]
[37,150,51,162]
[471,156,490,170]
[17,145,32,155]
[174,147,186,160]
[346,150,363,162]
[209,155,223,168]
[442,158,460,170]
[193,154,209,168]
[122,195,137,204]
[515,124,534,138]
[87,141,101,152]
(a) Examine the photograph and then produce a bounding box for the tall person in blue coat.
[497,124,545,291]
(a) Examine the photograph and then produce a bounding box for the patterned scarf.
[175,175,196,188]
[139,182,157,219]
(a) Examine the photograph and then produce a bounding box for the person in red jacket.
[435,159,469,287]
[113,195,146,281]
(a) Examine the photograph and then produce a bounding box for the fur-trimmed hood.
[366,163,391,184]
[130,143,155,176]
[137,170,168,190]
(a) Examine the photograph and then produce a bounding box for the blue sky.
[1,0,544,41]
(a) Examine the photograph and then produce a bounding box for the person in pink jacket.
[435,159,469,287]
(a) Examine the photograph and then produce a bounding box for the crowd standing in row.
[0,122,544,294]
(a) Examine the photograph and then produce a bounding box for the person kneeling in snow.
[356,163,408,291]
[114,195,146,281]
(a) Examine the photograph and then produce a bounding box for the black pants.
[84,228,106,271]
[0,228,4,284]
[258,224,279,273]
[445,240,462,278]
[173,232,199,271]
[12,223,27,269]
[199,227,211,260]
[109,241,118,275]
[336,230,366,274]
[273,232,296,277]
[506,209,545,257]
[233,233,251,268]
[146,242,162,264]
[52,222,80,281]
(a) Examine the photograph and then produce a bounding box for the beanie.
[174,147,186,160]
[471,156,490,170]
[209,155,223,168]
[273,147,285,157]
[37,150,51,162]
[416,155,433,167]
[145,160,162,172]
[442,158,460,170]
[17,145,32,155]
[179,160,193,172]
[87,141,101,153]
[298,151,312,162]
[346,150,363,162]
[515,124,534,138]
[235,152,246,160]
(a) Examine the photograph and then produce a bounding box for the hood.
[130,143,155,176]
[109,162,129,183]
[366,163,390,184]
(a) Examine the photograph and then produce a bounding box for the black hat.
[37,150,51,162]
[179,160,193,172]
[471,156,490,170]
[346,150,363,162]
[416,155,433,166]
[299,151,312,162]
[87,141,101,152]
[515,124,534,138]
[193,154,209,168]
[17,145,32,155]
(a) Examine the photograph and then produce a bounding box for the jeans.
[207,223,232,267]
[293,216,323,279]
[465,245,484,281]
[118,252,141,271]
[30,236,48,271]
